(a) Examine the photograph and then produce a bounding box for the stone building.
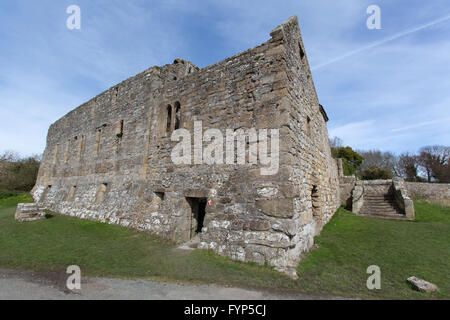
[31,16,340,278]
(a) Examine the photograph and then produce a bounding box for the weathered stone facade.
[31,16,340,278]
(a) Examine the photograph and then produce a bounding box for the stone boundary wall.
[339,179,450,211]
[339,176,356,209]
[393,178,414,219]
[405,182,450,205]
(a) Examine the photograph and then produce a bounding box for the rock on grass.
[407,277,439,293]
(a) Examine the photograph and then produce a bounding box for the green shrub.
[331,146,363,176]
[0,155,40,192]
[0,190,20,200]
[361,166,393,180]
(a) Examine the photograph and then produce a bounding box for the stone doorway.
[186,197,207,239]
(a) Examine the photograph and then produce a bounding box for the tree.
[439,162,450,183]
[397,153,420,181]
[329,136,343,149]
[430,160,450,183]
[0,150,19,163]
[418,145,450,182]
[361,166,393,180]
[0,151,41,191]
[358,150,398,177]
[332,146,363,176]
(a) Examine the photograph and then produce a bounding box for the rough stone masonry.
[31,16,340,278]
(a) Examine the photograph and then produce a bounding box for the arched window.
[174,101,181,130]
[166,105,172,134]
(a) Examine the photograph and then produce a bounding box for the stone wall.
[339,176,356,209]
[276,18,341,238]
[405,182,450,205]
[32,16,339,278]
[393,178,415,219]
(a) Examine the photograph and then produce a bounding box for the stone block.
[15,203,46,222]
[407,277,439,292]
[256,199,294,218]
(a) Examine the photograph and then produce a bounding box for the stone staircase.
[360,192,407,220]
[176,235,200,251]
[15,203,46,222]
[352,179,415,220]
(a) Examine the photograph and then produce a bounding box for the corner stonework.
[352,184,364,214]
[393,177,415,220]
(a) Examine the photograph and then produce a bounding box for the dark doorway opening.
[155,192,165,201]
[166,104,172,134]
[186,197,207,237]
[174,101,181,130]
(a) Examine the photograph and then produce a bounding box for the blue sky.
[1,0,449,156]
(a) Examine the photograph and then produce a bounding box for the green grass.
[0,194,448,299]
[0,192,32,206]
[0,194,291,289]
[0,190,29,201]
[296,202,450,299]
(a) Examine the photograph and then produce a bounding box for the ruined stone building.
[31,16,340,278]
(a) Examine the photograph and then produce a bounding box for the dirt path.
[0,269,343,300]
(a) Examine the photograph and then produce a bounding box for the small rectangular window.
[115,120,124,138]
[306,116,312,137]
[166,105,172,135]
[155,192,165,201]
[174,102,181,130]
[299,43,305,59]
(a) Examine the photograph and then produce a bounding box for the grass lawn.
[296,202,449,299]
[0,194,448,299]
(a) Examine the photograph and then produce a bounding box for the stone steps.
[364,200,397,204]
[359,212,409,221]
[361,208,402,215]
[176,235,200,251]
[363,204,398,209]
[360,192,407,220]
[364,197,396,201]
[15,203,46,222]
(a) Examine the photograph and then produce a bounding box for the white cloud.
[312,13,450,70]
[390,117,450,133]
